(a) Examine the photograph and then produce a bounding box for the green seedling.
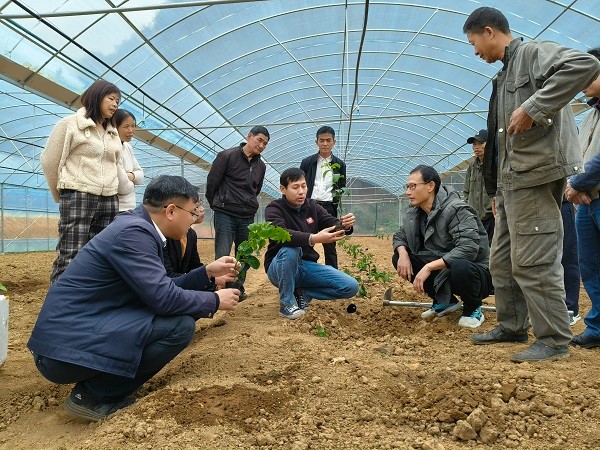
[234,222,291,282]
[340,240,393,297]
[322,162,350,214]
[0,283,5,292]
[315,325,329,338]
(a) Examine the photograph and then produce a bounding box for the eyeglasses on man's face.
[164,204,199,221]
[404,182,429,191]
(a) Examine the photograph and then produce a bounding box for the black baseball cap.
[467,129,488,144]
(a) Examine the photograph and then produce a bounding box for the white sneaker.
[421,307,438,319]
[458,307,485,329]
[437,301,463,317]
[421,301,463,319]
[568,311,581,327]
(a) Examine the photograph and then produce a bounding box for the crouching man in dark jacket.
[393,165,493,328]
[28,176,240,421]
[264,168,359,319]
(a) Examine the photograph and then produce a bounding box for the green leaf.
[315,325,329,338]
[358,284,367,297]
[245,255,260,269]
[236,241,253,258]
[0,283,6,292]
[234,222,290,274]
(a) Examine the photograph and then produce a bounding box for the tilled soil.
[0,236,598,450]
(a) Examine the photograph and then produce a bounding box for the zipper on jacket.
[94,126,107,192]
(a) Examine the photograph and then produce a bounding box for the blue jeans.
[267,247,359,307]
[213,210,254,260]
[33,315,195,400]
[561,199,580,315]
[576,199,600,336]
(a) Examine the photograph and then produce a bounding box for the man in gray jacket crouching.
[393,165,493,329]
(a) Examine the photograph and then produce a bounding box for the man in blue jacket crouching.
[28,175,240,421]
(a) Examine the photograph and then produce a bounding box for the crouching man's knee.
[339,273,359,298]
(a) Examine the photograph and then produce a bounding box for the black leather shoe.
[64,384,134,421]
[571,331,600,349]
[471,326,529,345]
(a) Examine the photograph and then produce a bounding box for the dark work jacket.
[205,144,266,218]
[27,205,219,378]
[164,227,208,279]
[264,197,353,272]
[392,187,489,305]
[299,153,346,204]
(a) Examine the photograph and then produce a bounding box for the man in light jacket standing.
[463,7,600,362]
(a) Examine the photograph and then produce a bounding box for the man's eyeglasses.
[404,182,429,191]
[165,204,199,221]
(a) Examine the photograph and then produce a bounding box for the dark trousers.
[561,199,580,315]
[316,201,339,268]
[33,315,196,401]
[481,216,495,247]
[392,252,492,316]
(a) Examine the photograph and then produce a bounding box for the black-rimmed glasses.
[404,182,429,191]
[164,204,199,221]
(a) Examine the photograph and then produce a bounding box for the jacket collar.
[426,186,449,221]
[502,37,523,70]
[239,142,262,161]
[75,107,118,136]
[279,196,308,212]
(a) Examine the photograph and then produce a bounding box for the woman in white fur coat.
[115,109,144,211]
[40,79,122,284]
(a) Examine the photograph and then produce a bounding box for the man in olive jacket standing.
[463,7,600,362]
[464,129,494,246]
[206,126,269,295]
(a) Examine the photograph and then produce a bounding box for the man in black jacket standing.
[300,126,347,268]
[206,126,269,296]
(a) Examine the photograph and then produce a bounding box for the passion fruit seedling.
[322,161,349,215]
[234,222,291,282]
[338,239,392,297]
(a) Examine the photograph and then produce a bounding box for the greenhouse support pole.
[0,184,4,253]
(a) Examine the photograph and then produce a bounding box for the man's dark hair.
[280,168,305,188]
[114,108,136,128]
[249,125,270,140]
[589,47,600,60]
[316,126,335,139]
[410,165,441,194]
[463,7,510,35]
[143,175,199,207]
[81,79,121,127]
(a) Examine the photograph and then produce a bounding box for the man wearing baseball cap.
[464,129,494,245]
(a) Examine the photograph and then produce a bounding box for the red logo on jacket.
[306,217,314,224]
